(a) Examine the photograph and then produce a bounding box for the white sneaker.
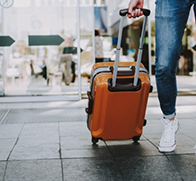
[158,117,179,152]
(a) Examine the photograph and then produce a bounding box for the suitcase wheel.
[132,135,141,142]
[92,137,99,144]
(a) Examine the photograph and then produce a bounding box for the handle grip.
[119,8,150,17]
[110,66,135,76]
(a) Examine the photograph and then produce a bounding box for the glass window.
[2,0,83,97]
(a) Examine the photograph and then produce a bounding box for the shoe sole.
[158,143,176,152]
[158,122,180,153]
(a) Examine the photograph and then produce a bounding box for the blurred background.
[0,0,196,101]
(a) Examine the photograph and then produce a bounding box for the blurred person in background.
[94,29,104,63]
[59,30,73,86]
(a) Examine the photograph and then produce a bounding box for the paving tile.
[167,155,196,181]
[31,100,86,109]
[0,104,7,109]
[177,119,196,140]
[145,138,160,150]
[18,136,59,145]
[146,105,196,120]
[147,97,159,107]
[0,124,23,139]
[106,140,162,156]
[175,133,195,146]
[143,133,162,141]
[61,136,111,158]
[177,105,196,118]
[165,146,195,155]
[176,96,196,106]
[61,136,106,150]
[31,101,70,108]
[0,109,9,122]
[4,159,62,181]
[61,148,112,158]
[176,110,195,119]
[0,161,6,180]
[5,103,32,109]
[9,141,60,160]
[19,123,59,141]
[60,122,115,158]
[8,124,60,160]
[62,158,123,181]
[3,109,86,123]
[30,102,56,109]
[143,122,163,134]
[67,99,88,108]
[145,107,162,120]
[59,122,90,137]
[0,139,16,161]
[144,119,162,124]
[116,156,182,181]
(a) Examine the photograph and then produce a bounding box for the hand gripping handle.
[119,8,151,17]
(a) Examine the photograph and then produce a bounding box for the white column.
[148,0,152,83]
[77,0,81,99]
[1,8,5,96]
[92,0,95,64]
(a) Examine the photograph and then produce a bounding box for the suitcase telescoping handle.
[112,8,151,87]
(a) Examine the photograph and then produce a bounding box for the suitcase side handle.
[110,66,135,76]
[119,8,151,17]
[85,91,93,115]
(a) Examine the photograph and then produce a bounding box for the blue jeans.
[155,0,196,119]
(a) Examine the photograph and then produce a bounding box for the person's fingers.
[128,1,135,17]
[135,9,143,17]
[128,8,144,18]
[135,9,139,17]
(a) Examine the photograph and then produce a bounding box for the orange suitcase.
[86,8,152,144]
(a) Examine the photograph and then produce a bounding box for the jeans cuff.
[163,112,176,120]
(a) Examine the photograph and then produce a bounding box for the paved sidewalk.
[0,96,196,181]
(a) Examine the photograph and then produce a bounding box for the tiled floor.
[0,97,196,181]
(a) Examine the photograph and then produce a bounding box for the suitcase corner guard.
[85,91,93,115]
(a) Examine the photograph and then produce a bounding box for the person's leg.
[64,56,72,85]
[71,61,76,83]
[155,0,191,152]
